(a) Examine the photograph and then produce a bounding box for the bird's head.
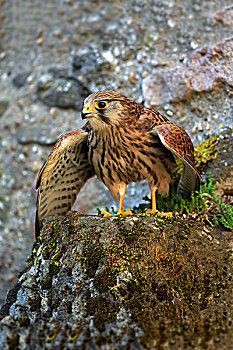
[81,90,141,130]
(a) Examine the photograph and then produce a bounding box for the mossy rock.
[0,215,232,349]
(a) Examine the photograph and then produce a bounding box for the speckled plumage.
[35,90,201,237]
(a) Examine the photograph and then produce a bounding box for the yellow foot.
[101,210,113,217]
[146,209,156,215]
[146,209,174,217]
[101,209,133,217]
[116,209,132,216]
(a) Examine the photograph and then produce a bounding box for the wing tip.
[177,161,202,196]
[35,207,40,239]
[195,172,201,191]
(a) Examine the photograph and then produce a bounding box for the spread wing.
[151,123,201,196]
[35,128,95,237]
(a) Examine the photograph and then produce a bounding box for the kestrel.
[35,90,201,237]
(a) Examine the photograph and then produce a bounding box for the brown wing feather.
[151,123,201,195]
[35,129,95,237]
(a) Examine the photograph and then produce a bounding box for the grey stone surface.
[207,128,233,197]
[142,38,233,136]
[0,100,9,116]
[12,71,31,88]
[143,38,233,104]
[0,0,232,306]
[36,72,89,109]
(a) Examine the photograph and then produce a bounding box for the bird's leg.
[116,193,132,216]
[101,183,132,217]
[116,183,132,216]
[146,191,157,215]
[146,190,173,217]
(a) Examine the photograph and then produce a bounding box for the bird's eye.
[95,101,108,109]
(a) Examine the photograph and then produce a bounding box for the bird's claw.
[146,209,157,215]
[101,210,113,217]
[116,209,132,216]
[101,209,133,217]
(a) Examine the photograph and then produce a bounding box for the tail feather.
[177,163,200,196]
[35,206,40,239]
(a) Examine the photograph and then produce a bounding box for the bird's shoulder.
[132,107,170,131]
[47,129,88,159]
[35,128,89,190]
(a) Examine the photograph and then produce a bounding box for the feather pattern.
[35,129,94,237]
[151,123,201,195]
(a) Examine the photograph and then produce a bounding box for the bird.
[35,90,201,237]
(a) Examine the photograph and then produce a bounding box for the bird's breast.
[88,128,175,188]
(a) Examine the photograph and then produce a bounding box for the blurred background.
[0,0,232,304]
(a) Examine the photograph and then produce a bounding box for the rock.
[72,47,111,73]
[0,100,9,116]
[47,66,74,79]
[210,5,233,26]
[188,39,233,92]
[16,125,58,146]
[207,127,233,196]
[0,215,233,349]
[0,168,12,228]
[36,69,89,109]
[142,38,233,106]
[142,66,190,106]
[72,47,111,87]
[12,71,31,88]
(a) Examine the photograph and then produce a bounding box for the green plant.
[133,173,233,230]
[216,197,233,229]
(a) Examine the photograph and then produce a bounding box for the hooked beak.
[81,111,91,120]
[81,105,95,120]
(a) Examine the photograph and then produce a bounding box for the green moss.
[216,196,233,229]
[86,295,118,332]
[18,316,30,327]
[49,260,61,275]
[93,268,117,293]
[81,243,104,278]
[117,218,144,244]
[41,275,52,290]
[194,133,220,170]
[41,225,60,260]
[97,215,232,348]
[28,296,41,311]
[26,237,42,266]
[6,335,19,350]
